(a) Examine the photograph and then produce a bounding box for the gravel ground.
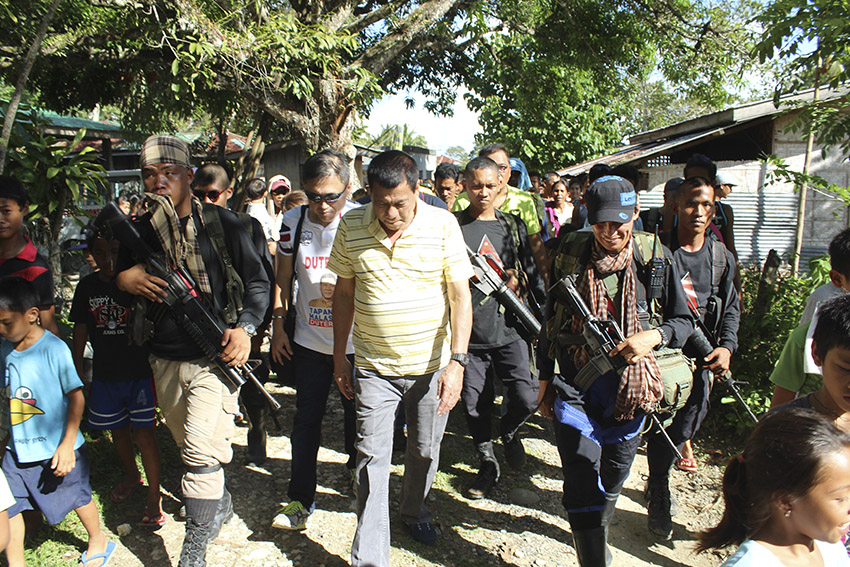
[94,380,733,567]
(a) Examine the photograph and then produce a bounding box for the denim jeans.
[287,344,356,508]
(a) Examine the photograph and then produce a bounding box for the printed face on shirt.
[371,181,418,235]
[142,163,193,214]
[90,237,120,280]
[303,175,349,227]
[591,220,634,254]
[784,447,850,544]
[0,307,38,345]
[465,166,500,216]
[673,182,715,238]
[0,197,25,241]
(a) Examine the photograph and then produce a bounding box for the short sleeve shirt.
[769,322,822,396]
[69,273,151,382]
[800,282,845,325]
[0,237,53,307]
[328,201,473,376]
[278,202,358,355]
[453,186,541,235]
[722,539,849,566]
[1,333,85,463]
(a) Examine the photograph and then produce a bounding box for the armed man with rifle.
[645,176,740,539]
[453,156,546,499]
[114,136,270,567]
[540,176,693,567]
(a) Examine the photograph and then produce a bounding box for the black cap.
[585,176,637,225]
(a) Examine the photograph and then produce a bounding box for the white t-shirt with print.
[278,202,358,355]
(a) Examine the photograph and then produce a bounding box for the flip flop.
[676,457,698,472]
[109,479,142,503]
[140,511,166,527]
[80,541,116,567]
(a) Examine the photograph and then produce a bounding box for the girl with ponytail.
[698,408,850,565]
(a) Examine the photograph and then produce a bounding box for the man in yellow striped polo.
[328,150,473,567]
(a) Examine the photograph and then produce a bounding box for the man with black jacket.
[116,136,269,567]
[645,177,739,539]
[540,176,693,566]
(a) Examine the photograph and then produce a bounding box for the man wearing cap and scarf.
[115,135,270,567]
[539,175,692,566]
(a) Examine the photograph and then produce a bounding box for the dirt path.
[98,381,733,566]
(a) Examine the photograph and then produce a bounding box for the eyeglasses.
[304,191,344,204]
[192,189,223,202]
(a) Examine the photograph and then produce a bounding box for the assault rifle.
[94,202,281,412]
[687,318,758,424]
[550,275,683,460]
[467,246,541,339]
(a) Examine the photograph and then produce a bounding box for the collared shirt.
[452,185,542,235]
[0,237,53,307]
[328,201,473,376]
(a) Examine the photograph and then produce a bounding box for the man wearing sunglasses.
[270,150,360,532]
[192,164,275,468]
[269,175,291,238]
[116,137,269,567]
[329,150,473,566]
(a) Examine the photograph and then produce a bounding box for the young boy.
[774,293,850,432]
[70,230,163,525]
[769,228,850,408]
[0,276,114,566]
[0,177,58,336]
[454,156,546,499]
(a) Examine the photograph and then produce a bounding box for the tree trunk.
[0,0,63,174]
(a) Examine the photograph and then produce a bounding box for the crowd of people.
[0,134,847,567]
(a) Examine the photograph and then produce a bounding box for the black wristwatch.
[450,353,470,367]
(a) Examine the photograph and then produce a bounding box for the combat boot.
[178,518,215,567]
[646,479,673,539]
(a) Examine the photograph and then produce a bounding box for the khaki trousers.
[150,355,240,501]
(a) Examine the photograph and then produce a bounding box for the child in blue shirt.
[0,276,114,566]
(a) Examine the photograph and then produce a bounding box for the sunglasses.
[271,188,289,196]
[304,191,344,204]
[193,189,224,202]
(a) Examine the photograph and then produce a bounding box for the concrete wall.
[640,113,849,267]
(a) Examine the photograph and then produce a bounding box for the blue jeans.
[287,344,356,508]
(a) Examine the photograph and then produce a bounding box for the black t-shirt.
[70,273,151,382]
[460,217,522,350]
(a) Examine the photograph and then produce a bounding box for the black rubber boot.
[647,479,673,540]
[601,494,618,566]
[572,527,608,567]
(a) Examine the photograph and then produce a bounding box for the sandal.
[140,511,166,527]
[108,479,142,503]
[675,457,698,472]
[80,541,116,567]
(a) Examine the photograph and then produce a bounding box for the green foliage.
[707,261,824,438]
[361,123,428,150]
[763,153,850,208]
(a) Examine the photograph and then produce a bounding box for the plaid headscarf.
[140,135,190,168]
[144,192,212,297]
[569,237,663,420]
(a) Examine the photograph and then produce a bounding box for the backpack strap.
[709,237,726,298]
[287,206,309,306]
[200,205,244,325]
